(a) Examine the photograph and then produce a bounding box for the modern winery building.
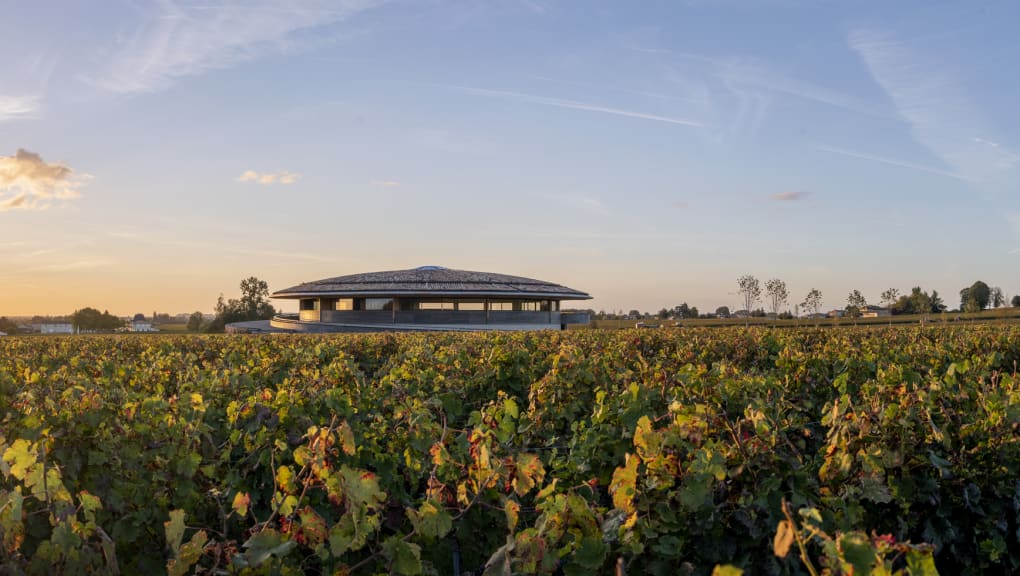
[267,266,591,332]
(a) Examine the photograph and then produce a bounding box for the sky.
[2,0,1019,316]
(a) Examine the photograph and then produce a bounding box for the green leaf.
[165,509,186,554]
[382,536,422,575]
[169,530,208,576]
[905,548,939,576]
[407,499,452,540]
[838,532,876,576]
[242,530,296,567]
[78,490,102,523]
[571,536,607,570]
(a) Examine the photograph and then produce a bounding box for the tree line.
[613,277,1020,321]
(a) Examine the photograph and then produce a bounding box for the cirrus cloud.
[0,149,89,212]
[238,170,300,185]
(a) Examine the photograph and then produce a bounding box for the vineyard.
[2,327,1020,575]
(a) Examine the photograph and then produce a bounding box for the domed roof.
[273,266,591,300]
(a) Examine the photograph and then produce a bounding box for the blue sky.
[2,0,1019,315]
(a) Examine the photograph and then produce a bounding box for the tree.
[990,286,1005,308]
[801,289,822,318]
[737,276,761,322]
[71,308,123,332]
[715,306,730,317]
[765,278,789,318]
[880,288,899,310]
[908,287,932,315]
[206,277,278,332]
[0,316,18,334]
[846,290,867,318]
[673,303,692,319]
[132,313,145,322]
[960,281,990,312]
[187,311,204,332]
[239,276,275,319]
[1012,295,1020,308]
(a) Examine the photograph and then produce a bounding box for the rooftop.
[273,266,591,300]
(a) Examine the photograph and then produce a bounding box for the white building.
[130,321,158,332]
[0,331,7,337]
[41,323,74,334]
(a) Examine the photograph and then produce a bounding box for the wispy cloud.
[30,260,112,272]
[370,179,400,187]
[88,0,382,94]
[238,170,300,185]
[627,46,887,119]
[0,95,40,122]
[770,191,807,201]
[848,28,1010,182]
[1,149,90,212]
[713,60,888,119]
[444,85,702,127]
[817,144,969,181]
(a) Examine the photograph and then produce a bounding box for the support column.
[485,300,490,324]
[318,298,324,323]
[392,298,398,323]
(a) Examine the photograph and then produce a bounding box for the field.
[1,327,1019,575]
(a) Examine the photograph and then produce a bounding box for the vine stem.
[781,499,820,576]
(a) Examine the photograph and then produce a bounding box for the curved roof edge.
[273,267,592,301]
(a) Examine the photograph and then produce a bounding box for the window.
[299,299,318,311]
[489,302,514,311]
[457,302,485,311]
[419,301,455,311]
[335,299,353,311]
[365,298,393,311]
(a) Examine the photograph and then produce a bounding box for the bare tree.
[801,288,823,321]
[880,288,900,310]
[990,286,1005,308]
[765,278,789,318]
[737,275,762,324]
[846,290,867,324]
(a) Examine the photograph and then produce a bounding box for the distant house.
[41,323,74,334]
[731,309,751,318]
[0,331,7,337]
[130,321,158,333]
[861,305,891,318]
[827,309,845,318]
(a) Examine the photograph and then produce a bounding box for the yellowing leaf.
[232,491,250,517]
[512,453,545,496]
[610,453,640,514]
[773,519,794,558]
